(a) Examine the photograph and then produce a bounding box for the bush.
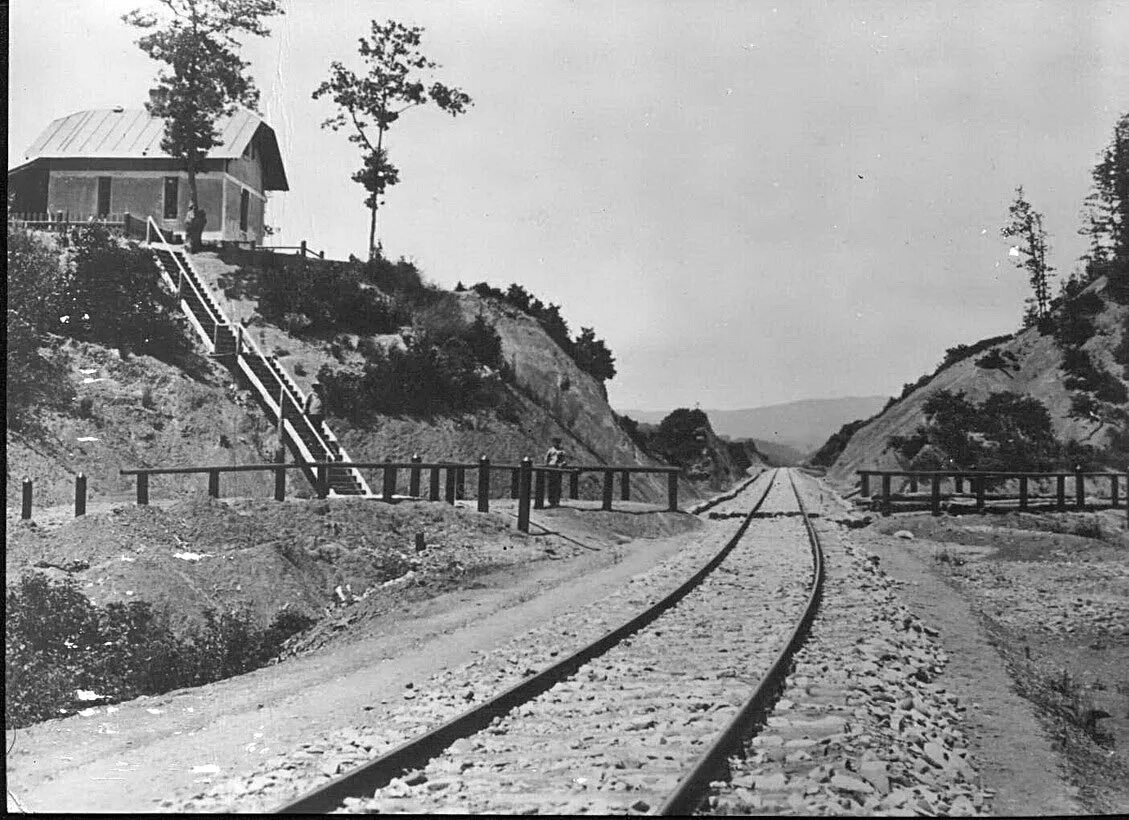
[257,256,409,336]
[5,574,315,729]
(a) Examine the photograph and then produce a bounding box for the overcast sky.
[9,1,1129,412]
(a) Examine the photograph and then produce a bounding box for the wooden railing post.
[569,470,580,500]
[383,465,397,502]
[1019,476,1028,511]
[620,471,630,501]
[445,466,457,505]
[909,473,919,494]
[930,474,940,516]
[137,473,149,506]
[860,472,870,497]
[668,470,678,512]
[22,478,33,520]
[955,474,964,494]
[409,454,422,497]
[881,474,892,516]
[1112,474,1120,509]
[208,469,220,499]
[975,474,985,512]
[430,466,441,501]
[456,467,466,500]
[517,458,532,533]
[1075,467,1085,510]
[316,464,329,499]
[534,468,546,510]
[74,473,87,517]
[274,448,286,501]
[603,469,614,511]
[1056,474,1066,511]
[300,240,308,258]
[478,456,490,513]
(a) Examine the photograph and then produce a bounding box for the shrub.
[5,574,315,730]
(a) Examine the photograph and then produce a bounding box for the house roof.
[21,108,288,190]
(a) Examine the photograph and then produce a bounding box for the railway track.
[275,468,827,815]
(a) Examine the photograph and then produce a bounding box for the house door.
[97,177,112,217]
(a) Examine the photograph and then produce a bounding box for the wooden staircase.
[145,220,370,497]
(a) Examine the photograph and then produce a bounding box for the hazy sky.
[9,1,1129,411]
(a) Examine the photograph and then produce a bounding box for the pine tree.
[1002,186,1053,324]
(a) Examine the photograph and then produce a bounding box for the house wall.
[45,164,263,243]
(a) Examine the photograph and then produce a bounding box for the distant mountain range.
[621,396,891,456]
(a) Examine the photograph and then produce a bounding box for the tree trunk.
[185,160,206,252]
[368,203,378,261]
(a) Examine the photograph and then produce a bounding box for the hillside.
[623,395,889,455]
[823,277,1129,486]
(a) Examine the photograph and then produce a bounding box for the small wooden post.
[235,325,243,357]
[1019,476,1028,511]
[382,465,397,502]
[1056,475,1066,511]
[456,467,466,500]
[860,472,870,497]
[517,458,532,533]
[930,474,940,516]
[22,478,33,520]
[477,456,490,513]
[74,473,87,517]
[975,475,985,512]
[534,469,546,510]
[208,469,220,499]
[909,473,919,493]
[881,474,892,516]
[1112,474,1120,509]
[569,470,580,500]
[445,467,457,505]
[409,454,422,497]
[620,471,630,501]
[1075,467,1085,510]
[668,471,678,512]
[603,469,615,511]
[137,472,149,505]
[274,449,286,501]
[429,466,441,501]
[316,464,329,499]
[300,240,308,258]
[511,467,520,499]
[955,474,964,494]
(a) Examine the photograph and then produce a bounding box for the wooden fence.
[858,469,1128,519]
[9,211,149,240]
[16,458,681,534]
[255,240,326,260]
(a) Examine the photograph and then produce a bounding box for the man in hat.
[545,437,568,507]
[304,382,326,429]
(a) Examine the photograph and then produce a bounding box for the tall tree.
[312,20,472,260]
[123,0,283,252]
[1002,186,1054,325]
[1080,112,1129,295]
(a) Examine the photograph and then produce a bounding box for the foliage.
[5,574,313,729]
[318,310,508,419]
[1002,186,1054,324]
[124,0,283,250]
[257,255,409,335]
[1081,112,1129,300]
[312,19,472,258]
[975,347,1019,377]
[469,281,618,385]
[889,390,1064,474]
[809,417,872,468]
[650,408,712,468]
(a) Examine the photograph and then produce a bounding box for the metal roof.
[22,108,288,190]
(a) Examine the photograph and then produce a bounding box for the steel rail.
[274,469,780,814]
[658,468,826,815]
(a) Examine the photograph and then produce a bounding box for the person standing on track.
[545,437,568,507]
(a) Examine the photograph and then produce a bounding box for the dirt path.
[5,506,709,813]
[861,531,1083,816]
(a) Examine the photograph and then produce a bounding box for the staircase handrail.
[143,218,370,495]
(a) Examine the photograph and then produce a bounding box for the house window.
[239,189,250,232]
[97,177,112,217]
[163,177,179,219]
